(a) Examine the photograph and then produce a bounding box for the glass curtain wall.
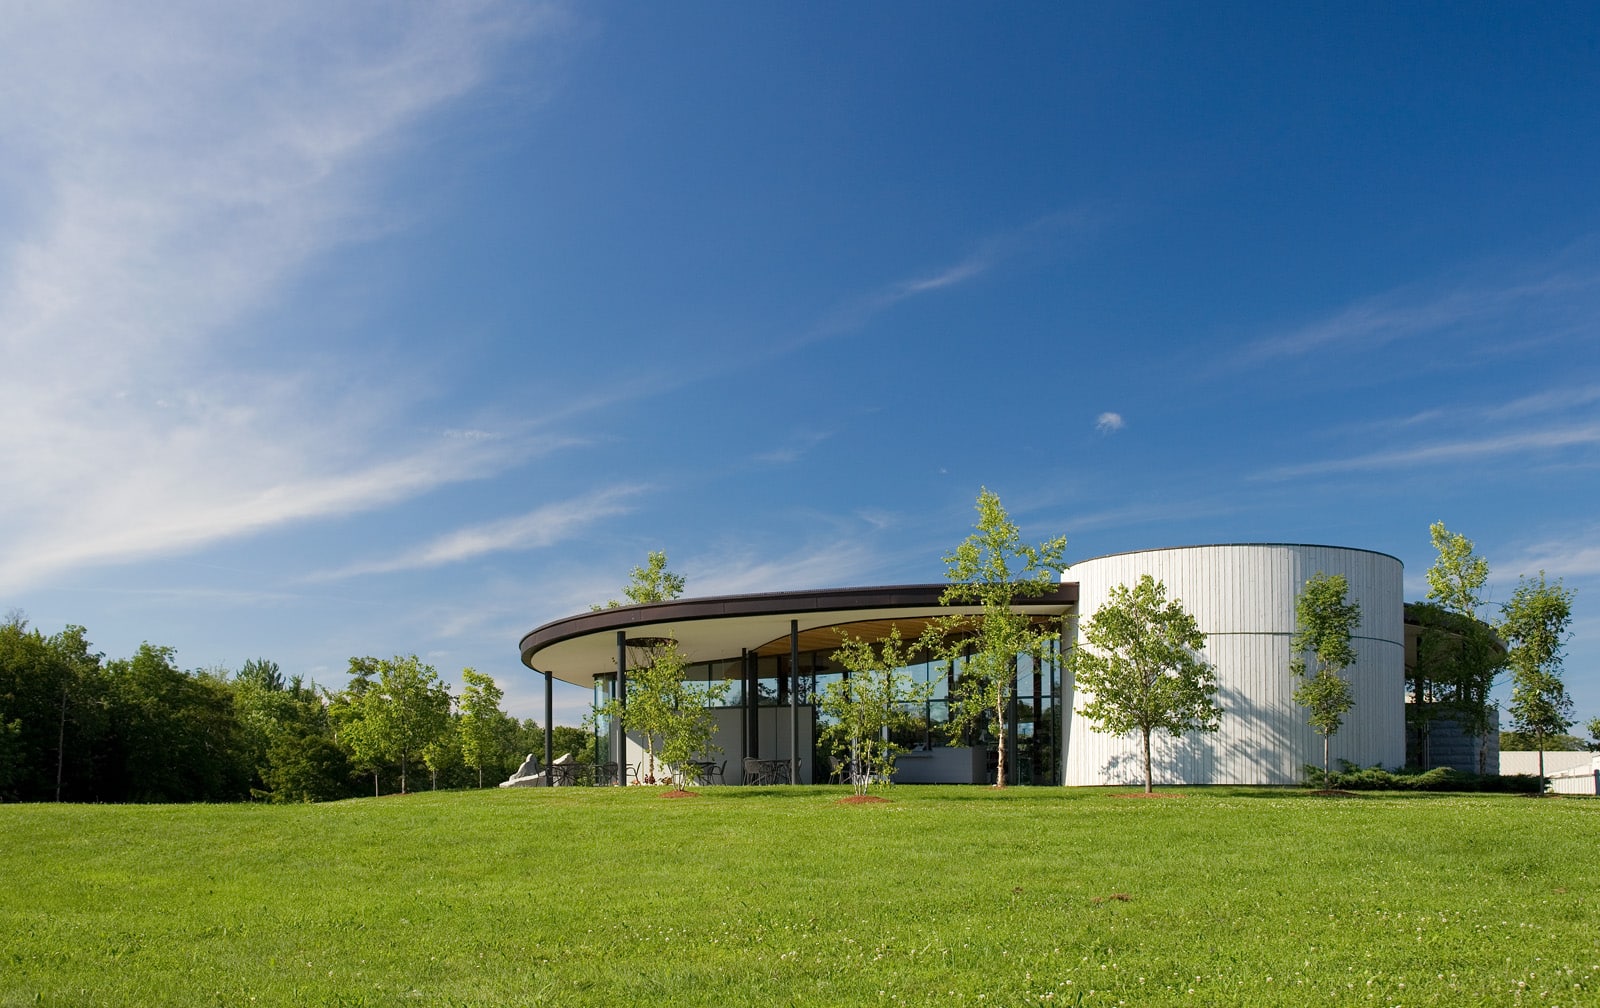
[600,625,1062,785]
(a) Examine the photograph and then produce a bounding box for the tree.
[1500,729,1585,752]
[598,641,727,786]
[1071,575,1222,793]
[99,644,249,802]
[0,617,106,802]
[932,488,1068,787]
[458,668,511,788]
[1289,572,1361,777]
[594,550,685,609]
[1410,522,1502,771]
[422,715,463,790]
[1500,572,1576,793]
[331,656,453,795]
[1587,717,1600,753]
[818,625,936,796]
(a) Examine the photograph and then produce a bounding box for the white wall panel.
[1063,544,1404,786]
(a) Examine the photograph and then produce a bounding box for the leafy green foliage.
[594,549,685,609]
[1302,761,1543,793]
[1289,572,1360,775]
[1500,571,1577,789]
[1499,730,1586,752]
[329,655,453,795]
[819,625,936,795]
[457,668,511,787]
[101,644,250,802]
[1409,523,1504,770]
[932,488,1067,786]
[1071,575,1221,793]
[0,617,105,802]
[598,641,728,786]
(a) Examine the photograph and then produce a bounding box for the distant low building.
[1500,750,1600,795]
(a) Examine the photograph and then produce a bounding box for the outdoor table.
[755,758,790,785]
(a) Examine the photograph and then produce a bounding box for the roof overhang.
[520,583,1079,688]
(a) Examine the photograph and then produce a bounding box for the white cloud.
[1257,425,1600,481]
[1095,412,1125,434]
[311,485,646,580]
[690,542,883,597]
[0,3,559,593]
[1236,264,1600,366]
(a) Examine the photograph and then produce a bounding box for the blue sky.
[3,2,1598,732]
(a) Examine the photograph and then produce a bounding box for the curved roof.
[1074,542,1404,566]
[520,583,1078,687]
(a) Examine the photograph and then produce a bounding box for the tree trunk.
[373,770,379,797]
[1141,727,1153,794]
[1323,732,1331,778]
[993,697,1007,787]
[1537,735,1546,795]
[55,680,68,803]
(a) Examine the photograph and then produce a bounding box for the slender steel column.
[616,631,628,775]
[543,669,553,788]
[742,652,755,761]
[740,648,751,764]
[790,619,800,785]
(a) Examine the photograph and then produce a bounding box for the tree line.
[0,618,590,804]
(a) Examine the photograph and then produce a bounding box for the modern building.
[517,542,1419,787]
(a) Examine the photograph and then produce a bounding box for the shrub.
[1304,761,1542,793]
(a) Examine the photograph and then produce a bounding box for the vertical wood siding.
[1062,544,1405,786]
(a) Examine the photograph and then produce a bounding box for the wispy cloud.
[0,3,558,593]
[1095,412,1125,434]
[1236,263,1600,366]
[753,429,835,465]
[1257,425,1600,481]
[1496,529,1600,580]
[690,541,884,597]
[1485,383,1600,420]
[785,210,1098,354]
[311,485,646,580]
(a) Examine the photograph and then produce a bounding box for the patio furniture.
[548,761,582,786]
[684,761,716,785]
[743,757,791,785]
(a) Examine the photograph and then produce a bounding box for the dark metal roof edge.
[519,582,1078,667]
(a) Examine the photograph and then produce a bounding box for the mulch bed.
[836,794,891,805]
[660,789,699,799]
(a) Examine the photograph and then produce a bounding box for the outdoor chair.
[742,756,767,785]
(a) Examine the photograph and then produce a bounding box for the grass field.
[2,786,1597,1007]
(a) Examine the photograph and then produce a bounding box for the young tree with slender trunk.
[819,625,935,796]
[1411,522,1502,771]
[1289,572,1361,778]
[333,655,453,795]
[1500,572,1576,794]
[1071,575,1222,793]
[594,550,686,609]
[458,668,509,787]
[598,640,727,786]
[932,488,1067,787]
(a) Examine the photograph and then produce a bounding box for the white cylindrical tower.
[1062,544,1404,786]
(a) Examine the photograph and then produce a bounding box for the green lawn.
[2,786,1596,1007]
